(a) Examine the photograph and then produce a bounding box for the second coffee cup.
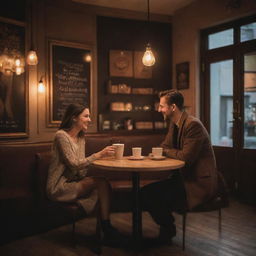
[152,147,163,157]
[132,147,142,158]
[113,143,124,160]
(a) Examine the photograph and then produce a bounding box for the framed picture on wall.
[134,51,152,79]
[0,17,27,138]
[48,39,93,127]
[176,62,189,90]
[109,50,133,77]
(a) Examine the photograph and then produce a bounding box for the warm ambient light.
[142,0,156,67]
[84,53,92,62]
[26,50,38,65]
[142,44,155,66]
[38,78,45,93]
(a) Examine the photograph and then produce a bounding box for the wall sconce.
[142,0,155,67]
[26,1,38,65]
[38,77,45,93]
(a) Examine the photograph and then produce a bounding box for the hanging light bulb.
[142,43,155,66]
[142,0,155,67]
[38,77,45,93]
[26,50,38,65]
[26,2,38,66]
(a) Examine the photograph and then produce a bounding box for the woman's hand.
[94,145,115,159]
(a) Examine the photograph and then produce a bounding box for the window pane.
[240,22,256,42]
[208,29,234,49]
[210,60,233,147]
[244,52,256,149]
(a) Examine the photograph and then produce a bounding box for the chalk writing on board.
[50,42,91,123]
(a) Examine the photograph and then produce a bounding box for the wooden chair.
[35,152,101,253]
[179,172,229,250]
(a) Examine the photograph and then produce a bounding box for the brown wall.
[172,0,256,117]
[1,0,256,144]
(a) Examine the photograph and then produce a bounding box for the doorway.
[200,15,256,204]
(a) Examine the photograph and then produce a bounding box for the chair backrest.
[191,171,229,212]
[35,151,52,205]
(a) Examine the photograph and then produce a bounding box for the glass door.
[201,15,256,204]
[243,52,256,149]
[210,60,233,147]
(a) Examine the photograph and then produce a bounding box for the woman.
[47,103,121,243]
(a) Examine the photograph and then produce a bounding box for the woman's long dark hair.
[59,103,88,137]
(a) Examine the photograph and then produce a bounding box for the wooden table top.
[91,156,185,172]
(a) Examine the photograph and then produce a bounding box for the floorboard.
[0,198,255,256]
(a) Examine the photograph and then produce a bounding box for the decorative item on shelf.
[112,120,123,130]
[132,88,153,94]
[124,117,133,130]
[110,102,125,111]
[154,121,165,129]
[125,102,133,111]
[135,121,153,129]
[134,105,143,111]
[143,105,151,111]
[26,1,38,65]
[142,0,155,67]
[109,50,133,77]
[118,83,131,94]
[102,120,111,130]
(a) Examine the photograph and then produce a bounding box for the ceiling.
[72,0,195,16]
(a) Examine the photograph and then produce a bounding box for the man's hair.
[159,89,184,110]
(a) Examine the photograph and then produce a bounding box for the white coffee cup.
[152,147,163,157]
[132,147,142,158]
[113,143,124,160]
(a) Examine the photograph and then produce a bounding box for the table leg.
[132,172,142,246]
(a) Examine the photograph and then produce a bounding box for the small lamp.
[38,77,45,93]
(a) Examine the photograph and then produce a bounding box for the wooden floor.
[0,198,256,256]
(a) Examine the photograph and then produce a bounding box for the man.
[141,89,218,243]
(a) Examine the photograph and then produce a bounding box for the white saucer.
[128,156,145,160]
[149,155,166,160]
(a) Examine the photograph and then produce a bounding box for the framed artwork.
[109,50,133,77]
[0,17,27,138]
[134,51,152,79]
[176,62,189,90]
[48,39,92,127]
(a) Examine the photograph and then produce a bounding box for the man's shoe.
[102,225,128,247]
[157,225,176,245]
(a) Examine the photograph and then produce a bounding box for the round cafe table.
[92,156,185,247]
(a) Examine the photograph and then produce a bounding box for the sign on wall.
[48,40,92,127]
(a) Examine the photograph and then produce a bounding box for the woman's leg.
[78,176,112,220]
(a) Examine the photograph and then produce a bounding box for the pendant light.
[26,1,38,65]
[142,0,155,67]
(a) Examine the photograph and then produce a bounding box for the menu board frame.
[47,39,93,127]
[0,17,27,139]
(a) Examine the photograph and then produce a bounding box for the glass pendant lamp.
[142,0,155,67]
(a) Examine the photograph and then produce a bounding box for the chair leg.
[71,212,76,247]
[182,213,187,251]
[218,208,222,233]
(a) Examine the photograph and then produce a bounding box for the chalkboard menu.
[49,40,92,124]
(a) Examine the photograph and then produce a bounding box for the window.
[240,22,256,42]
[208,29,234,50]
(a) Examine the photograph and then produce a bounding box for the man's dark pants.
[140,171,187,231]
